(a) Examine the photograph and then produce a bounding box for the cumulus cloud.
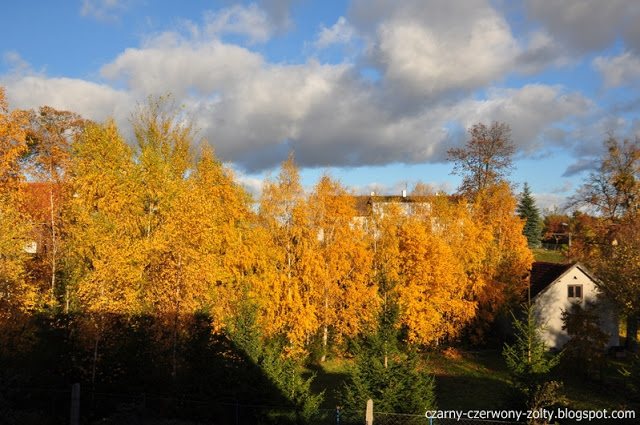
[1,0,626,184]
[361,0,520,98]
[101,39,265,97]
[202,3,274,44]
[314,17,356,49]
[552,181,573,194]
[259,0,297,33]
[514,30,571,74]
[533,192,570,213]
[91,18,596,175]
[3,75,132,125]
[525,0,640,52]
[593,51,640,88]
[235,175,264,200]
[562,158,596,177]
[80,0,129,22]
[450,84,593,154]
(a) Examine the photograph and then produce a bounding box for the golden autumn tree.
[258,152,318,351]
[365,200,405,367]
[470,182,534,341]
[66,119,144,389]
[447,122,533,342]
[308,173,376,360]
[130,94,206,378]
[395,191,492,346]
[0,87,35,314]
[22,106,85,308]
[68,119,142,314]
[167,144,254,331]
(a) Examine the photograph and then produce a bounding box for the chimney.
[402,189,407,198]
[371,191,375,196]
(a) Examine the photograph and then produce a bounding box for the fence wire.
[374,411,523,425]
[2,387,528,425]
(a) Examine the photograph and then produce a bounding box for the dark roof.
[529,261,574,298]
[354,196,371,216]
[352,195,455,216]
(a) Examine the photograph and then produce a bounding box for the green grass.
[532,248,569,263]
[426,349,515,411]
[307,348,640,419]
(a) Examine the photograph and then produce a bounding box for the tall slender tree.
[448,121,516,198]
[471,182,534,342]
[308,173,376,360]
[571,136,640,350]
[0,88,35,313]
[517,182,543,248]
[23,106,85,308]
[258,152,318,351]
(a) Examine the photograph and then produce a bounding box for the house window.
[568,284,583,299]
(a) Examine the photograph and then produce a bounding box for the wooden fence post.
[366,399,373,425]
[70,383,80,425]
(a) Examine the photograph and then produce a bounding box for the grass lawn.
[426,348,516,411]
[308,348,640,422]
[532,248,569,263]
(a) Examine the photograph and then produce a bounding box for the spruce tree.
[517,182,542,248]
[342,302,437,414]
[503,305,565,421]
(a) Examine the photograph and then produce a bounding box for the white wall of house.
[532,265,619,350]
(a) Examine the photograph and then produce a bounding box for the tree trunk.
[91,315,103,391]
[49,178,57,304]
[321,292,328,362]
[626,313,638,352]
[172,255,183,380]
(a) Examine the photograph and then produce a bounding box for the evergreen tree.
[517,182,542,248]
[503,305,564,423]
[342,302,437,414]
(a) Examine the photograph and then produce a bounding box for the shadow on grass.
[428,349,520,411]
[434,373,519,411]
[306,361,351,409]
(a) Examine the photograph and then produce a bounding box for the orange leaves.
[0,88,35,314]
[309,174,376,350]
[257,153,318,348]
[3,88,537,352]
[0,87,28,191]
[395,198,482,345]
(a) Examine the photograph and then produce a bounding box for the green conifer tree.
[503,304,564,423]
[342,302,437,414]
[517,182,543,248]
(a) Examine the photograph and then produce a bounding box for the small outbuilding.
[529,261,619,350]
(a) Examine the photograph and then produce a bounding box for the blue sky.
[2,0,640,211]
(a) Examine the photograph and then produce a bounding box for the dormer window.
[568,284,583,299]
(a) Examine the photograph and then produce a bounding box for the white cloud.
[0,2,606,181]
[235,175,264,200]
[451,84,593,154]
[525,0,640,52]
[314,17,355,49]
[203,3,274,44]
[3,75,132,125]
[362,0,520,98]
[514,30,572,74]
[96,25,595,173]
[593,51,640,88]
[100,39,265,97]
[80,0,128,22]
[533,192,570,213]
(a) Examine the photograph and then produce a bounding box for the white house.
[530,261,619,350]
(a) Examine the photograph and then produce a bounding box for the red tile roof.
[529,261,574,298]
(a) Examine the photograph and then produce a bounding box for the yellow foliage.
[0,88,35,314]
